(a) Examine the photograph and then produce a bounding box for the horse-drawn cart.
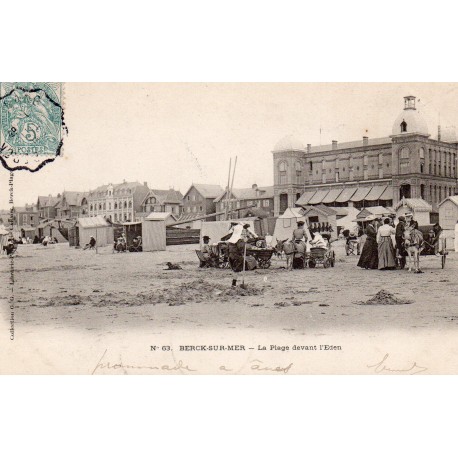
[307,246,336,268]
[418,225,448,269]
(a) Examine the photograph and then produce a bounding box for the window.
[401,120,407,132]
[108,203,111,210]
[199,206,203,211]
[187,196,190,201]
[400,147,410,159]
[98,204,102,210]
[419,147,425,159]
[420,184,425,200]
[114,202,118,209]
[263,199,270,207]
[124,201,127,208]
[309,162,313,172]
[90,204,93,211]
[247,201,253,206]
[279,161,287,184]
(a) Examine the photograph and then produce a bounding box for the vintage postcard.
[1,82,458,374]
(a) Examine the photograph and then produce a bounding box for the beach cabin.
[122,221,143,247]
[394,198,432,226]
[74,216,114,248]
[439,196,458,250]
[142,212,176,251]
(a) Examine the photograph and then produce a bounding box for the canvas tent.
[273,208,311,244]
[75,216,113,248]
[439,196,458,251]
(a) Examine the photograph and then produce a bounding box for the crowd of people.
[357,213,442,273]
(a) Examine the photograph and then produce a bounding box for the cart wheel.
[442,254,446,269]
[309,259,316,268]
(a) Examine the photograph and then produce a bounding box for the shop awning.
[335,188,357,203]
[379,186,393,201]
[296,190,317,206]
[350,187,372,202]
[364,185,387,201]
[308,189,330,205]
[322,188,344,204]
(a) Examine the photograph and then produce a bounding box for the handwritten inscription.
[92,350,196,374]
[367,353,427,375]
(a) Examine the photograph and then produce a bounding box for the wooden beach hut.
[142,212,175,251]
[75,216,114,248]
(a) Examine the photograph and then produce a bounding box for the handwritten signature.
[250,359,293,374]
[367,353,427,375]
[91,349,196,374]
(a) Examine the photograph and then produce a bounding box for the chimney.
[252,184,258,190]
[363,136,368,146]
[307,144,311,154]
[438,125,441,141]
[332,140,338,150]
[143,181,148,188]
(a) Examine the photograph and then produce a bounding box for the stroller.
[342,229,360,256]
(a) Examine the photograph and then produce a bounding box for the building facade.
[37,195,61,220]
[87,181,149,223]
[140,188,183,217]
[55,191,89,220]
[273,96,458,217]
[14,204,39,227]
[182,184,223,221]
[214,184,274,221]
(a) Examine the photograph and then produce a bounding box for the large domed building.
[273,96,458,218]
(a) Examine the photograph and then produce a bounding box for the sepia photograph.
[1,82,458,374]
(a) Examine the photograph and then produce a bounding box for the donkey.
[404,225,424,273]
[275,239,297,270]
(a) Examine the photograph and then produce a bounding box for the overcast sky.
[2,82,458,209]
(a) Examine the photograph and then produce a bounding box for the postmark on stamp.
[0,82,67,172]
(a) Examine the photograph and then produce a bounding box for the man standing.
[395,215,406,269]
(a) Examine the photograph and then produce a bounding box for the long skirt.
[228,243,257,272]
[357,236,378,269]
[378,236,396,270]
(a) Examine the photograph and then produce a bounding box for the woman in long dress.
[357,217,379,269]
[377,218,396,270]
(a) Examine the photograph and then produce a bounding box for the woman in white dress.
[376,218,396,270]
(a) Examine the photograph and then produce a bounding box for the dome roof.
[392,107,429,136]
[441,126,457,143]
[273,135,305,153]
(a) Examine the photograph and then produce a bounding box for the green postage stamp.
[0,82,65,172]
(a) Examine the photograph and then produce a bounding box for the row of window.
[422,184,456,203]
[92,189,133,198]
[89,201,133,211]
[88,212,132,222]
[220,199,271,209]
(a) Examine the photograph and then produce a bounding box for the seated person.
[201,236,218,265]
[310,228,328,249]
[84,236,96,250]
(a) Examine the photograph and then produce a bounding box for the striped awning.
[296,190,317,206]
[308,189,330,205]
[335,188,357,203]
[350,187,372,202]
[379,186,393,201]
[322,188,344,204]
[364,185,387,201]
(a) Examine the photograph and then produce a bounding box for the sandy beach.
[1,241,457,374]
